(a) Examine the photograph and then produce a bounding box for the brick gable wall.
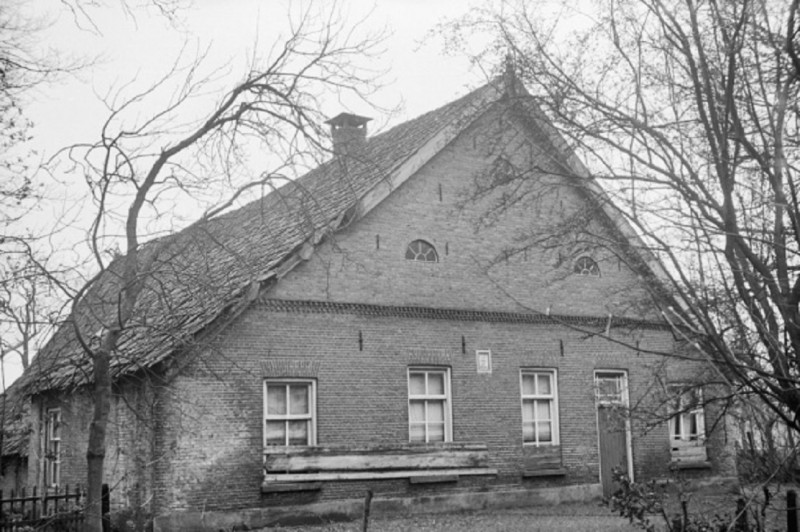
[271,106,655,319]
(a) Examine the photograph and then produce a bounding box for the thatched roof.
[1,380,30,457]
[21,80,505,394]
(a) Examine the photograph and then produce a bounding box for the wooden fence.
[0,485,85,531]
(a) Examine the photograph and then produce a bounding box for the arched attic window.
[405,240,439,262]
[574,256,600,276]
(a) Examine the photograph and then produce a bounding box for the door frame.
[594,369,634,485]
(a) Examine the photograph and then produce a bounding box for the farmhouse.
[15,72,735,531]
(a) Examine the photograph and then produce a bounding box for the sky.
[5,0,493,388]
[25,0,488,162]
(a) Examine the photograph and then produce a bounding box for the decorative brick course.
[261,359,321,377]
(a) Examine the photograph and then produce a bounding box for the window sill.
[264,468,497,483]
[522,468,567,478]
[261,482,322,493]
[409,474,459,484]
[669,460,712,470]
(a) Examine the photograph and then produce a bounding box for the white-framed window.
[405,240,438,262]
[574,256,600,276]
[408,367,452,443]
[264,380,316,447]
[520,369,559,445]
[595,371,627,405]
[668,386,707,460]
[44,408,61,487]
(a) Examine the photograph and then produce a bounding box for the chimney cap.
[325,112,372,129]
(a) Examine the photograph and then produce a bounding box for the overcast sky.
[6,0,492,387]
[25,0,488,162]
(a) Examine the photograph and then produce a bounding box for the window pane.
[267,385,287,415]
[409,373,425,395]
[409,401,424,422]
[537,374,551,395]
[597,376,622,402]
[288,420,309,445]
[522,422,534,442]
[521,400,534,421]
[265,421,286,446]
[538,421,552,442]
[406,240,438,262]
[428,422,445,442]
[536,400,551,421]
[409,423,425,442]
[522,374,535,395]
[688,414,698,440]
[289,385,309,415]
[49,413,60,439]
[428,401,444,422]
[428,373,444,395]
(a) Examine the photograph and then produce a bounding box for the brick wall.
[28,378,157,526]
[151,307,730,513]
[271,106,656,320]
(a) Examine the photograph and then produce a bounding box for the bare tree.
[0,255,58,370]
[26,5,383,530]
[443,0,800,435]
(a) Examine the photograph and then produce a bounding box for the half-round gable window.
[574,256,600,276]
[405,240,439,262]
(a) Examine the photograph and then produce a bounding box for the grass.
[257,502,642,531]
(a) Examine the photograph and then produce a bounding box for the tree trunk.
[86,344,112,532]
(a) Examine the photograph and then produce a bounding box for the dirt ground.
[253,483,800,531]
[256,502,642,531]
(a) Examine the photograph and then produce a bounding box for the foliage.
[605,467,668,531]
[443,0,800,435]
[736,448,799,484]
[605,467,735,532]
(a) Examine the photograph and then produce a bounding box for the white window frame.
[520,369,559,446]
[263,379,317,447]
[405,240,439,262]
[668,386,707,460]
[407,367,452,443]
[44,408,61,487]
[594,371,627,405]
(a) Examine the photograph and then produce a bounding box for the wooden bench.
[262,443,497,491]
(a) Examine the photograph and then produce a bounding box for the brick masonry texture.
[27,103,734,520]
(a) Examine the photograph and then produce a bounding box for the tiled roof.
[21,81,504,394]
[0,380,30,457]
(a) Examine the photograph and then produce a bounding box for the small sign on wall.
[475,350,492,374]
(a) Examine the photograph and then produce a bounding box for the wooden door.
[597,405,628,497]
[595,371,630,498]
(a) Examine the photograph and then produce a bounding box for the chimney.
[325,112,371,155]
